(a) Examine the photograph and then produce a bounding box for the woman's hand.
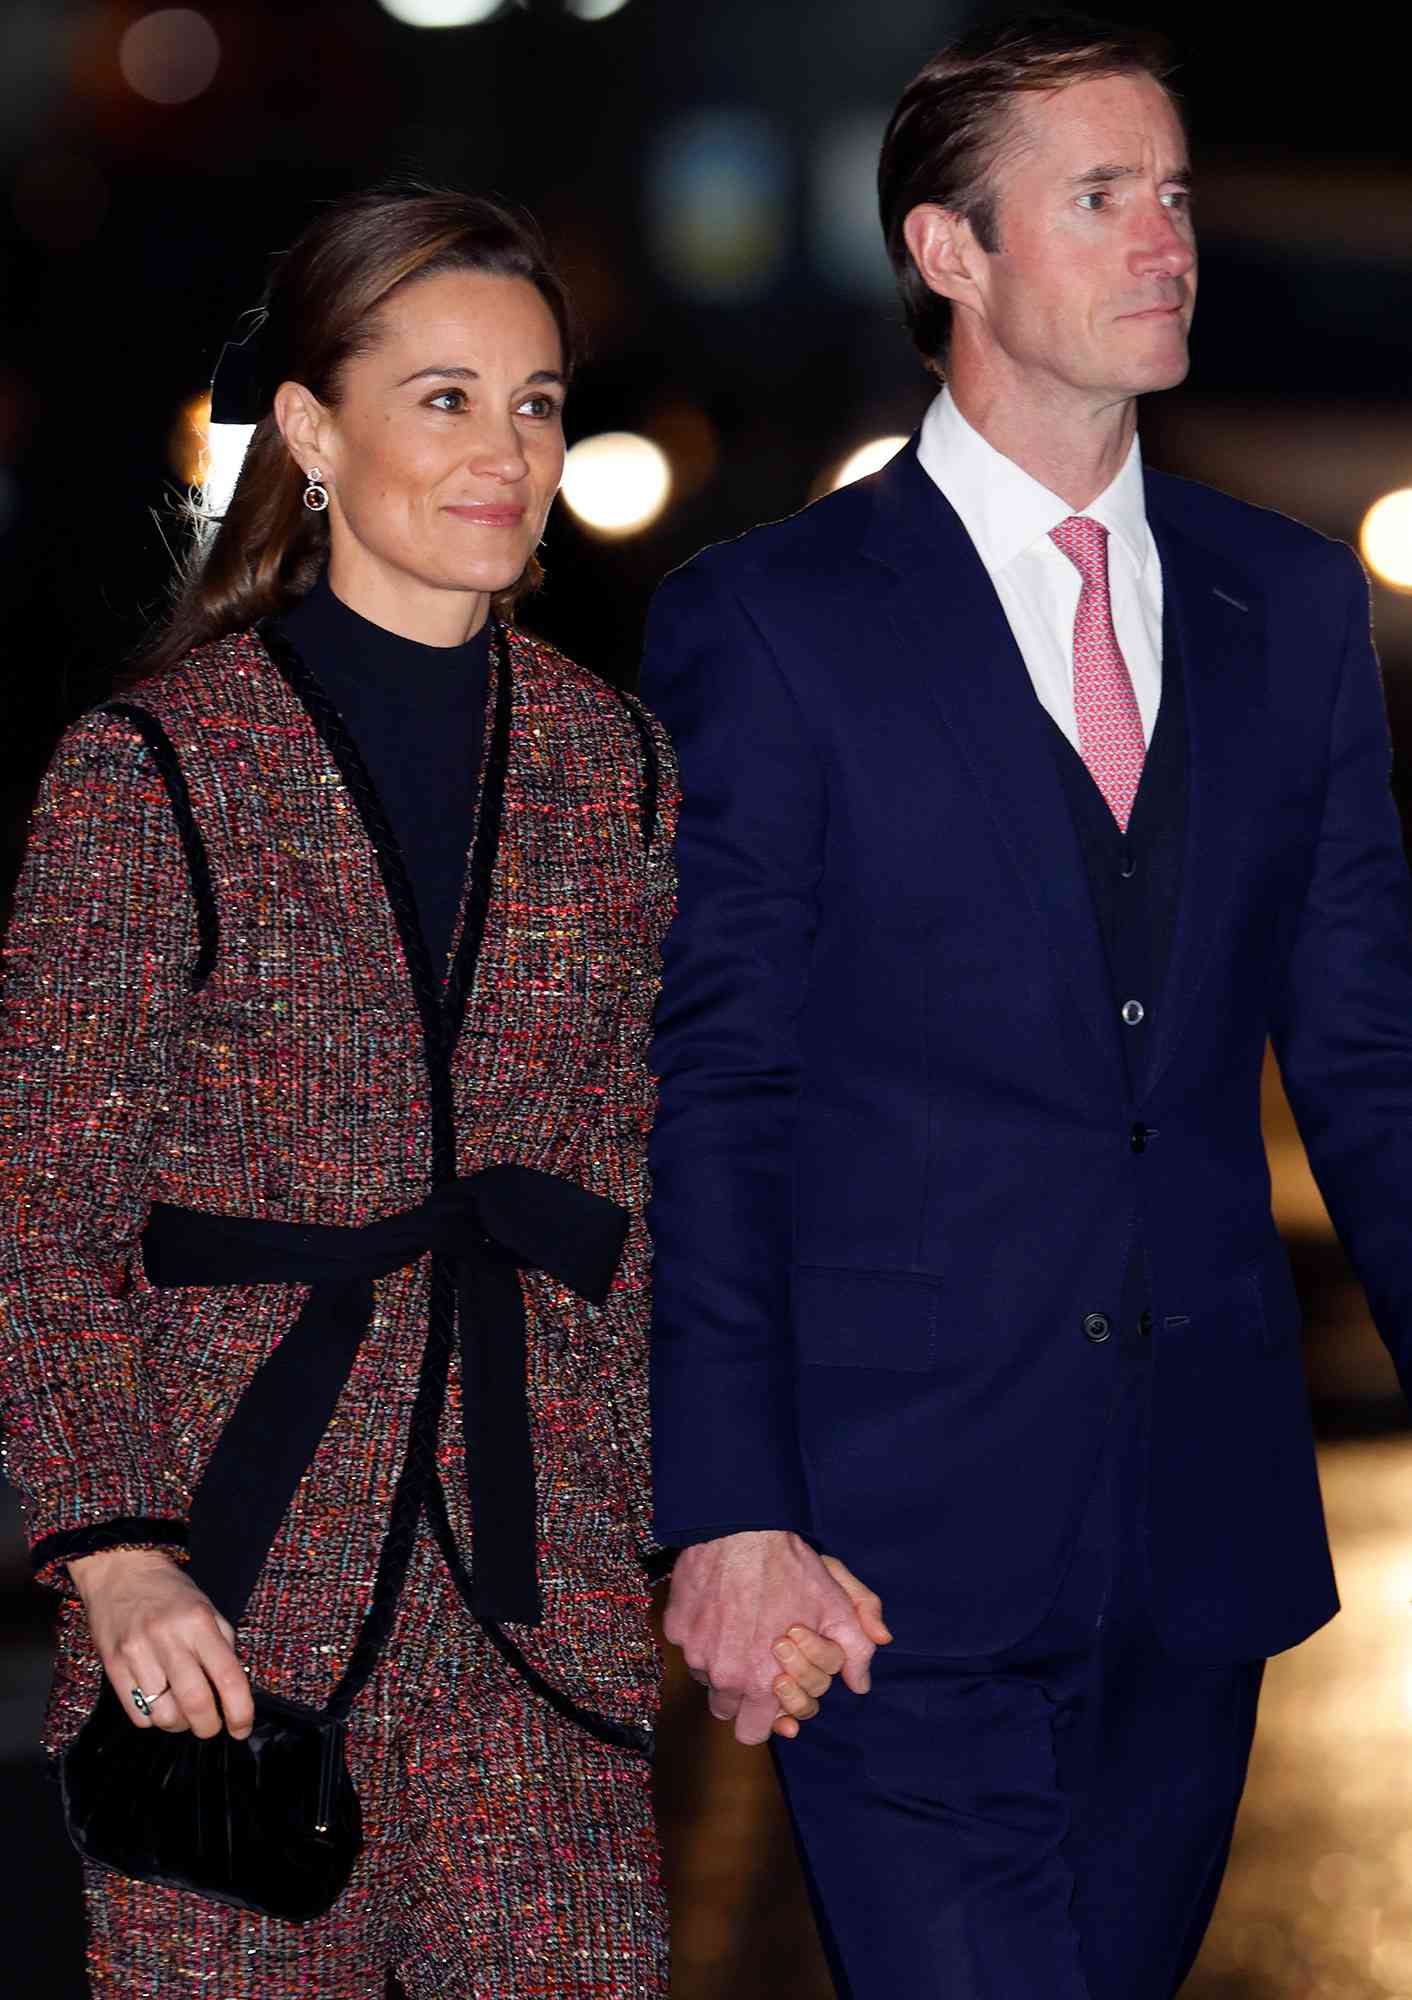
[769,1554,894,1739]
[67,1548,253,1740]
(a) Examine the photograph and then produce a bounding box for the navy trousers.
[772,1336,1264,1999]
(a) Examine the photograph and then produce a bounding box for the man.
[640,12,1412,1998]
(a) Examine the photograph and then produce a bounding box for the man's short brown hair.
[877,11,1178,368]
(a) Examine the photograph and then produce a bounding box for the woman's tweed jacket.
[0,621,677,1754]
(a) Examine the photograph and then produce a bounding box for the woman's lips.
[443,504,526,526]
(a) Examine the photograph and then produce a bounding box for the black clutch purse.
[60,1677,361,1922]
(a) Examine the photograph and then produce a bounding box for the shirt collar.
[916,387,1150,575]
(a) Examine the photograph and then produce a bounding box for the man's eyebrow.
[394,365,568,387]
[1068,162,1193,188]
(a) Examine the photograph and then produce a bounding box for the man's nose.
[1132,201,1195,279]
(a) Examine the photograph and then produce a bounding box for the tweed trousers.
[80,1534,669,1999]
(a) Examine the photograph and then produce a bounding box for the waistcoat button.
[1121,999,1145,1026]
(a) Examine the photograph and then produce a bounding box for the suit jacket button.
[1083,1312,1112,1343]
[1138,1310,1153,1337]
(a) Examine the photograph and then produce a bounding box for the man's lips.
[443,504,526,526]
[1119,303,1185,321]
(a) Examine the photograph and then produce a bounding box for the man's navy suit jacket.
[641,438,1412,1666]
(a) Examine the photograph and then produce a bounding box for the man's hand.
[664,1530,887,1745]
[68,1548,253,1740]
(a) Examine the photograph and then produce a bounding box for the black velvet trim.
[98,703,219,990]
[609,688,660,850]
[641,1546,677,1583]
[423,1476,654,1761]
[322,1261,458,1721]
[258,619,467,1715]
[443,624,512,1062]
[33,1517,188,1575]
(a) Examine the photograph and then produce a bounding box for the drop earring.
[302,468,330,512]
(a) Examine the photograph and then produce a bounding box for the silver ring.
[130,1683,168,1719]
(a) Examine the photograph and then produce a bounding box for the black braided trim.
[608,688,659,850]
[32,1517,188,1576]
[443,622,512,1062]
[258,620,466,1714]
[97,703,219,989]
[423,1473,654,1761]
[321,1255,458,1722]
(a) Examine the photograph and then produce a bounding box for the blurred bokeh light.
[648,110,789,304]
[118,10,221,107]
[1362,489,1412,593]
[561,431,671,536]
[566,0,633,17]
[376,0,505,25]
[810,110,895,299]
[826,434,908,493]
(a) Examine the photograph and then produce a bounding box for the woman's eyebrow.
[395,364,568,387]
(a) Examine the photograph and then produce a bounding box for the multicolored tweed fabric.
[0,621,677,1987]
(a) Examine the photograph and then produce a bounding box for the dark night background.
[2,2,1412,1994]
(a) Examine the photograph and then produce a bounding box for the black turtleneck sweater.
[277,576,491,973]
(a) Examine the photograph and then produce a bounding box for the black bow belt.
[142,1166,630,1630]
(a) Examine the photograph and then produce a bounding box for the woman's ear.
[272,381,329,476]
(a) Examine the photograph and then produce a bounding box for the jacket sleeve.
[1269,543,1412,1399]
[639,558,823,1547]
[573,700,678,1570]
[0,709,201,1585]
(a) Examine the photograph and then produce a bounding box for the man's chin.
[1128,339,1191,396]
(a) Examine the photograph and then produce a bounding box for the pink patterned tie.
[1049,514,1146,833]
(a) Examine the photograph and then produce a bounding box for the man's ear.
[272,381,330,476]
[902,204,986,311]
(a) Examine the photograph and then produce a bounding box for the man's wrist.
[667,1525,825,1556]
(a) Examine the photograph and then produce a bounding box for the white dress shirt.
[915,389,1163,753]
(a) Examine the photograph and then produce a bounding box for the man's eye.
[1161,188,1192,211]
[1076,191,1108,212]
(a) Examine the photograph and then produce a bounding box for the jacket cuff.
[30,1517,189,1593]
[658,1524,824,1555]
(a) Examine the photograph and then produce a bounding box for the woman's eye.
[428,388,467,412]
[517,394,561,421]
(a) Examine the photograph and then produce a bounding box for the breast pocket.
[792,1264,941,1373]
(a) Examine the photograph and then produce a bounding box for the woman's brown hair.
[141,183,576,678]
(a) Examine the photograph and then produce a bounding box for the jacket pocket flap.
[792,1264,940,1372]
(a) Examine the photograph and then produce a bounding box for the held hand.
[663,1529,878,1746]
[768,1555,894,1738]
[67,1548,253,1741]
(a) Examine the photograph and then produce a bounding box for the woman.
[0,186,839,1998]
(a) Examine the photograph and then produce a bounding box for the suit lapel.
[1142,497,1268,1097]
[863,444,1125,1093]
